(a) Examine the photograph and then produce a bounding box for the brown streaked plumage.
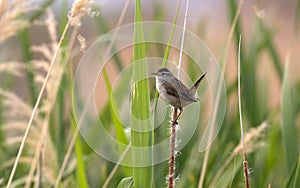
[152,68,206,123]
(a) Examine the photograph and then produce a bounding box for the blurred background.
[0,0,299,187]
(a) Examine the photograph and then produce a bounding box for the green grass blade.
[214,156,243,188]
[293,155,300,188]
[154,0,182,105]
[161,0,182,67]
[281,63,298,171]
[284,155,300,188]
[257,19,283,80]
[18,30,37,105]
[28,0,56,22]
[227,0,244,59]
[117,177,134,188]
[102,68,128,144]
[57,0,69,167]
[71,116,89,188]
[59,0,69,38]
[0,99,3,148]
[131,0,152,187]
[18,0,56,105]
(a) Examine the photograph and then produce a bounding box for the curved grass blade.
[117,177,134,188]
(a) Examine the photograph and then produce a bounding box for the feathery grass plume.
[1,9,59,185]
[233,122,267,154]
[23,9,73,188]
[2,8,74,187]
[0,60,51,80]
[0,89,58,186]
[0,0,36,42]
[69,0,90,27]
[209,122,268,187]
[0,62,26,77]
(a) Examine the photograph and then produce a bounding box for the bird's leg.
[172,108,182,124]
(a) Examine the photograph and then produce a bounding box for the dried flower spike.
[69,0,90,27]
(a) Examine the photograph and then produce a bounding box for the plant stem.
[168,107,178,188]
[168,0,189,186]
[243,158,250,188]
[238,35,250,188]
[177,0,189,78]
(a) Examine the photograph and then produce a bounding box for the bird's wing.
[173,77,198,102]
[164,82,180,98]
[165,82,196,102]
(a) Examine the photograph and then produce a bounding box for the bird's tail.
[192,72,206,90]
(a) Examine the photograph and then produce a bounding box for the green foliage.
[285,156,300,188]
[0,0,299,187]
[130,1,152,187]
[73,118,89,188]
[117,177,134,188]
[281,63,299,172]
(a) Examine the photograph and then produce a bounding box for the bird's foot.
[171,120,178,124]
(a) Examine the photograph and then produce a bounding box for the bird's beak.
[151,72,158,75]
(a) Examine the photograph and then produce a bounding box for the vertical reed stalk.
[238,35,250,188]
[168,0,190,187]
[168,108,178,188]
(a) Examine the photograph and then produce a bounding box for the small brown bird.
[152,68,206,123]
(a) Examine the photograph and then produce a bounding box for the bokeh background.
[0,0,299,187]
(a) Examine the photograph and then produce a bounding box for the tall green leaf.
[281,63,298,172]
[161,0,182,67]
[257,18,283,81]
[103,69,128,144]
[131,0,152,187]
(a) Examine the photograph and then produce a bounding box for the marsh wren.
[152,68,206,123]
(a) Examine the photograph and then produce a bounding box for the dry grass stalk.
[25,7,87,187]
[103,142,132,188]
[5,0,89,185]
[209,122,268,187]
